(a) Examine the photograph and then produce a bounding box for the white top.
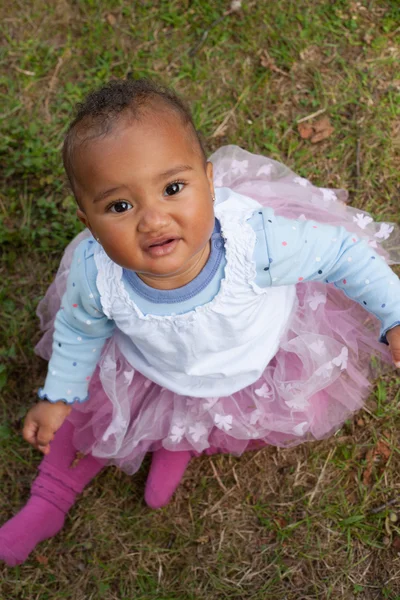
[94,191,296,397]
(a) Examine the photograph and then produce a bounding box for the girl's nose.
[137,207,172,233]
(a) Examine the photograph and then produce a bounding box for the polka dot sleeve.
[38,240,115,404]
[250,208,400,343]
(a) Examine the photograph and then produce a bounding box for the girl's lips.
[145,238,180,257]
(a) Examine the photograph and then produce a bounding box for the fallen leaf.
[298,122,314,139]
[196,536,210,544]
[297,116,334,143]
[311,129,334,143]
[36,554,49,565]
[362,448,374,485]
[362,439,391,485]
[313,116,332,132]
[392,536,400,551]
[311,117,334,143]
[106,13,117,26]
[376,439,391,461]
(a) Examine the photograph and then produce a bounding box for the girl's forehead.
[82,110,201,165]
[73,112,205,194]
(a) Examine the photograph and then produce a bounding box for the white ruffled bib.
[94,191,296,397]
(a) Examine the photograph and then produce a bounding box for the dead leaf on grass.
[362,439,392,485]
[196,535,210,544]
[298,122,314,139]
[297,116,334,143]
[36,554,49,565]
[311,117,334,143]
[392,536,400,551]
[106,13,117,26]
[376,439,391,461]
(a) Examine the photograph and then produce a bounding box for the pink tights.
[0,421,104,566]
[0,421,220,566]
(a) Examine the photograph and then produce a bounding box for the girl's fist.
[23,401,72,455]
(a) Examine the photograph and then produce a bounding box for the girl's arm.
[38,239,115,405]
[249,208,400,356]
[24,240,115,454]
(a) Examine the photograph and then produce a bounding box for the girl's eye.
[109,201,133,213]
[164,182,184,196]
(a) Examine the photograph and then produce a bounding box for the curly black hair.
[63,78,206,195]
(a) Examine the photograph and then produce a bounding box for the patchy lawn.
[1,1,399,598]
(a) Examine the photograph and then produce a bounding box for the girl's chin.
[135,264,189,280]
[135,262,201,289]
[122,257,186,277]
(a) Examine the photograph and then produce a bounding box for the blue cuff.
[38,388,89,405]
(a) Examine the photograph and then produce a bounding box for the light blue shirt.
[39,198,400,404]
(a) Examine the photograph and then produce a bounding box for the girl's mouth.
[146,237,180,257]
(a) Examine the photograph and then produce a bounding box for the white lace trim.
[94,196,262,324]
[94,245,123,319]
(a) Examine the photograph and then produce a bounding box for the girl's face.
[73,110,215,290]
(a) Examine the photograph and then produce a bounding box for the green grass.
[1,0,400,598]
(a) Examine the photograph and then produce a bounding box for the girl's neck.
[136,241,211,290]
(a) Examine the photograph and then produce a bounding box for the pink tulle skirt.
[35,146,400,475]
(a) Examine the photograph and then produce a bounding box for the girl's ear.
[77,208,92,233]
[206,161,215,198]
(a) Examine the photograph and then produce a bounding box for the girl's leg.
[144,446,224,509]
[0,420,105,567]
[144,449,193,509]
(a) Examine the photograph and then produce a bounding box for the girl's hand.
[23,401,72,455]
[386,325,400,368]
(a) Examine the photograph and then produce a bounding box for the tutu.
[35,146,400,475]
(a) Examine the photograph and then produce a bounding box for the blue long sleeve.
[38,239,115,404]
[249,209,400,342]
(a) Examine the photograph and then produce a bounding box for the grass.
[1,0,400,598]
